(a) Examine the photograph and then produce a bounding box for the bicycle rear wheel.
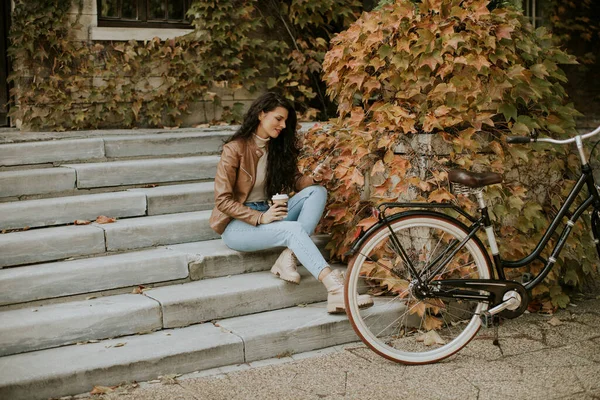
[345,213,492,364]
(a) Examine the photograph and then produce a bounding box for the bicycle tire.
[592,209,600,260]
[345,212,492,364]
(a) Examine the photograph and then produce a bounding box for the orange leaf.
[90,386,116,395]
[428,189,453,203]
[371,160,386,175]
[357,216,378,228]
[74,219,91,225]
[351,168,365,186]
[423,314,444,331]
[96,215,117,224]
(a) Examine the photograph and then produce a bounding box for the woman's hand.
[260,203,288,224]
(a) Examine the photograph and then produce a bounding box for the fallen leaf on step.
[96,215,117,224]
[132,285,145,294]
[297,303,308,308]
[148,379,161,384]
[416,330,446,346]
[86,296,97,300]
[74,219,91,225]
[162,126,180,130]
[548,317,563,326]
[105,342,127,348]
[142,184,158,188]
[276,350,294,358]
[159,374,180,385]
[192,123,210,128]
[90,385,117,395]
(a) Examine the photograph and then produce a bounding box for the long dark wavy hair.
[225,92,299,198]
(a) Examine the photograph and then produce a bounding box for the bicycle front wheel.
[345,213,492,364]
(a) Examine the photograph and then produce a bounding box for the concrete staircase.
[0,125,376,400]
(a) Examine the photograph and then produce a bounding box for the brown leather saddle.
[448,169,503,188]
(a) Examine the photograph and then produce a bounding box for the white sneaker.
[270,248,301,284]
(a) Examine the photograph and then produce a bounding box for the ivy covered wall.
[7,0,369,131]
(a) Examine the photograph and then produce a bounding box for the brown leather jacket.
[209,138,313,234]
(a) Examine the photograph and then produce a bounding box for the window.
[522,0,546,29]
[97,0,192,28]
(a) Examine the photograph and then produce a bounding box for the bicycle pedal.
[480,312,500,329]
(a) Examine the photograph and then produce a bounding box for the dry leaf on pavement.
[547,316,563,326]
[159,374,180,385]
[96,215,116,224]
[74,219,91,225]
[416,330,446,346]
[90,385,117,395]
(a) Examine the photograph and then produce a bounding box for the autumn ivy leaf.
[550,286,570,308]
[378,44,392,59]
[428,189,453,203]
[498,103,517,122]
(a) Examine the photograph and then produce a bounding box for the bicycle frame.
[349,163,600,294]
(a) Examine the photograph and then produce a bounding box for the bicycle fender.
[347,209,477,256]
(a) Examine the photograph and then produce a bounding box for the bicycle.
[344,125,600,364]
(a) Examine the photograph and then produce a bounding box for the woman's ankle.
[318,266,332,282]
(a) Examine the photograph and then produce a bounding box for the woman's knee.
[278,221,305,235]
[299,184,327,200]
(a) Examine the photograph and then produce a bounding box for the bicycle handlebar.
[506,125,600,146]
[506,136,532,144]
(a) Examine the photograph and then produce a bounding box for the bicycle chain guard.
[430,279,530,319]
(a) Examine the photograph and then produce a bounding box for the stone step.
[0,322,243,400]
[64,156,219,189]
[0,294,162,357]
[0,130,231,167]
[144,269,329,329]
[166,235,329,280]
[0,225,106,268]
[103,131,229,158]
[129,181,214,215]
[0,236,329,307]
[0,210,215,268]
[0,268,335,357]
[0,168,76,198]
[218,298,400,363]
[0,248,190,307]
[0,191,147,230]
[101,210,216,252]
[0,138,105,167]
[0,181,216,230]
[0,299,398,400]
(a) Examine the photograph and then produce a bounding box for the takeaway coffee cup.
[271,193,289,208]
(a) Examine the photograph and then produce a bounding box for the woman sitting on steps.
[209,92,373,314]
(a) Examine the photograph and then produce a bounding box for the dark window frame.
[522,0,544,28]
[97,0,192,29]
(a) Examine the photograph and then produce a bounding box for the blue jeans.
[222,185,329,278]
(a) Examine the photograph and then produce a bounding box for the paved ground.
[61,292,600,400]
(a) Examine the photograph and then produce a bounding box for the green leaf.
[499,103,517,122]
[510,122,530,136]
[378,44,392,59]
